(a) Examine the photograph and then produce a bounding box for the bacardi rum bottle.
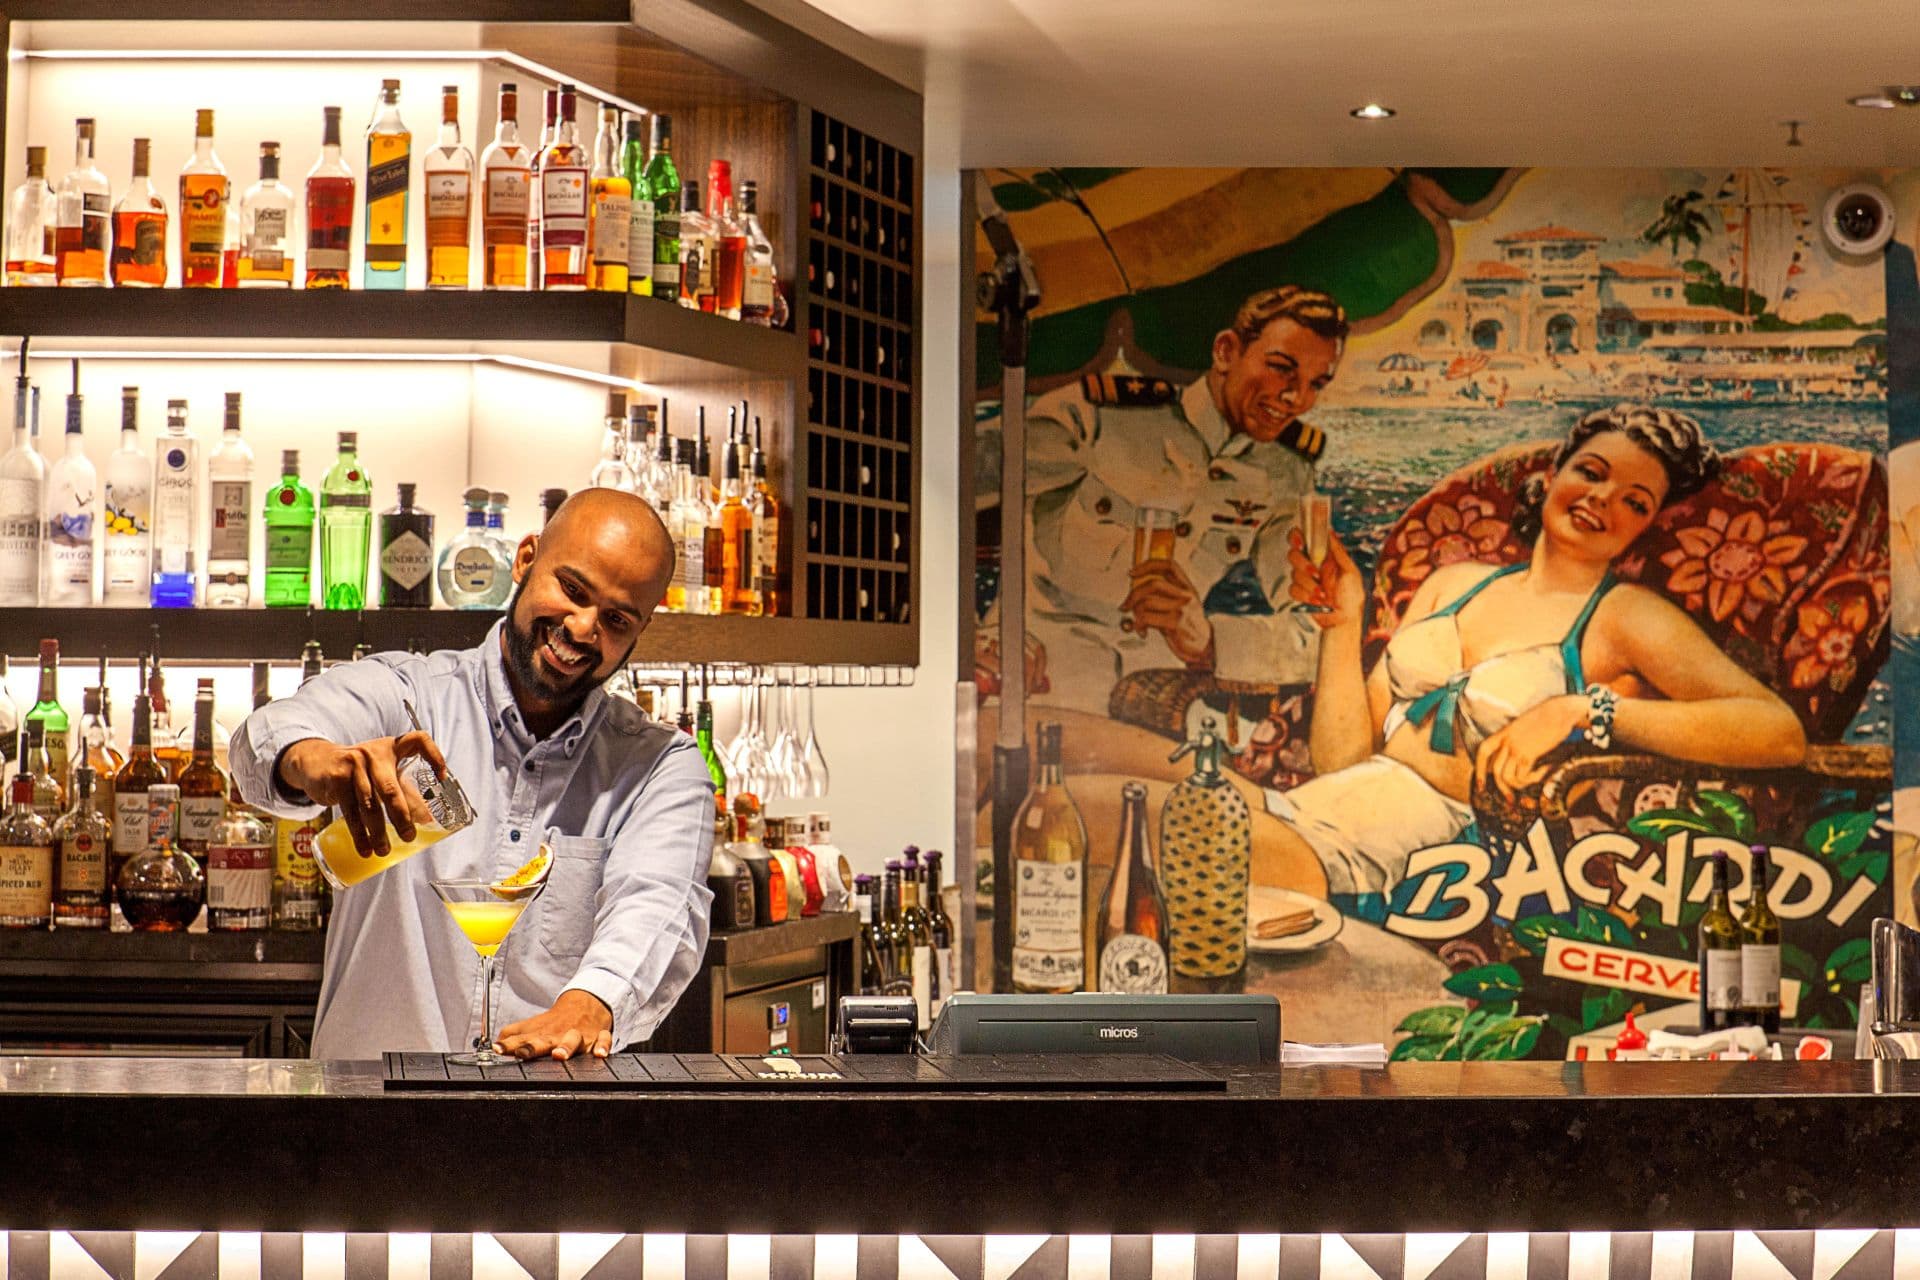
[52,765,109,929]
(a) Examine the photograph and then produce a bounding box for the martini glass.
[431,861,551,1067]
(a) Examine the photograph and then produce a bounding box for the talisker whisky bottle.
[1010,721,1088,993]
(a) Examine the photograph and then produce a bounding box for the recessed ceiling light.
[1349,103,1395,120]
[1849,86,1920,109]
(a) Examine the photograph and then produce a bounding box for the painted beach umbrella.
[1378,352,1424,371]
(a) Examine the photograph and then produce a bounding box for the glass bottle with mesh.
[1159,716,1251,992]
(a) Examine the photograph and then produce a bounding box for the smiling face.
[1211,317,1343,443]
[1539,430,1673,561]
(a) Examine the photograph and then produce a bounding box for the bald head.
[534,488,676,613]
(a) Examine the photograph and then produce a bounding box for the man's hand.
[1123,559,1214,668]
[277,731,447,858]
[496,989,614,1060]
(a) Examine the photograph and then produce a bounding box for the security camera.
[1822,183,1896,256]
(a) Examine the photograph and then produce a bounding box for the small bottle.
[44,369,97,607]
[677,180,716,312]
[645,114,682,303]
[203,392,255,607]
[644,402,676,521]
[5,147,57,286]
[364,79,412,290]
[178,108,229,289]
[118,783,203,932]
[175,679,226,868]
[263,449,315,608]
[852,874,883,994]
[718,414,755,614]
[110,138,168,287]
[1739,844,1782,1035]
[1097,782,1172,993]
[485,491,513,563]
[1697,849,1743,1031]
[590,392,633,490]
[0,771,54,929]
[150,399,199,608]
[304,106,355,290]
[587,105,631,292]
[207,770,272,931]
[24,639,68,789]
[0,374,47,606]
[923,850,956,1014]
[900,850,936,1030]
[102,388,151,607]
[622,116,654,297]
[738,180,779,326]
[479,81,530,290]
[111,688,166,918]
[749,417,783,616]
[708,159,746,318]
[1011,722,1089,993]
[54,118,110,287]
[52,765,109,930]
[237,143,294,287]
[539,84,589,290]
[667,438,707,614]
[437,487,510,610]
[378,482,436,608]
[319,431,373,610]
[77,685,123,789]
[147,659,186,781]
[541,487,569,527]
[425,84,474,290]
[698,411,724,612]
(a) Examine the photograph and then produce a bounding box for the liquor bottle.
[44,371,97,607]
[718,418,754,615]
[625,404,655,496]
[319,431,373,609]
[0,375,46,605]
[539,85,589,290]
[151,399,198,608]
[590,392,634,490]
[54,118,110,287]
[437,487,509,609]
[644,402,676,520]
[883,860,913,993]
[1011,721,1088,993]
[102,387,151,606]
[148,659,186,780]
[541,487,568,526]
[697,412,725,612]
[52,765,109,929]
[901,851,936,1030]
[528,88,557,290]
[77,686,122,792]
[696,694,728,823]
[119,783,203,932]
[175,679,226,867]
[646,114,682,303]
[205,391,254,607]
[853,874,883,994]
[708,160,747,319]
[422,84,474,290]
[1697,849,1742,1031]
[0,771,54,929]
[364,79,412,290]
[1159,717,1253,992]
[678,180,716,312]
[923,849,956,1013]
[622,116,653,297]
[5,147,57,286]
[111,689,165,899]
[110,138,167,287]
[375,483,435,608]
[739,180,778,326]
[27,719,65,821]
[667,438,707,614]
[304,106,355,290]
[485,491,513,564]
[1740,844,1782,1035]
[1097,781,1171,992]
[178,108,229,288]
[234,143,294,287]
[220,186,241,287]
[256,665,321,932]
[24,638,67,787]
[479,81,531,290]
[587,105,631,292]
[749,417,783,616]
[263,449,315,607]
[207,769,272,931]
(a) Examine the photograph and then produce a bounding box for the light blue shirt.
[230,622,715,1060]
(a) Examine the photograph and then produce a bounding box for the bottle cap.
[464,487,490,507]
[501,81,517,93]
[39,637,58,663]
[397,482,417,506]
[607,390,625,419]
[625,117,645,142]
[282,448,299,471]
[490,491,509,507]
[339,431,357,449]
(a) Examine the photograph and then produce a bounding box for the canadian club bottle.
[175,678,228,868]
[1097,782,1171,993]
[1740,844,1782,1034]
[1696,849,1742,1031]
[111,688,166,907]
[1010,721,1088,993]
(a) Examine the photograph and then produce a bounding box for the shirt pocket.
[538,835,608,963]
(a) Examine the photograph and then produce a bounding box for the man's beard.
[502,578,629,706]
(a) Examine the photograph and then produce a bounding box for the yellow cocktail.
[428,847,553,1066]
[441,898,531,957]
[315,819,453,888]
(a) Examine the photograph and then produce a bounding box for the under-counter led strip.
[1,346,649,393]
[13,48,648,117]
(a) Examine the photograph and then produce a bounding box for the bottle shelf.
[0,607,913,666]
[0,290,806,381]
[6,0,629,18]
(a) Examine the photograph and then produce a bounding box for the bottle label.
[267,524,313,572]
[541,168,589,238]
[683,239,711,294]
[485,168,530,221]
[591,190,631,265]
[276,820,322,884]
[1703,946,1742,1011]
[307,246,349,271]
[208,480,250,561]
[653,212,681,287]
[911,943,932,1030]
[112,793,151,855]
[180,177,227,257]
[744,261,774,309]
[1741,944,1781,1011]
[382,529,433,590]
[59,829,105,894]
[427,171,471,222]
[855,893,872,924]
[46,492,94,603]
[1099,934,1169,994]
[0,844,52,919]
[367,154,410,205]
[180,795,226,844]
[453,545,498,592]
[133,218,166,266]
[628,196,655,277]
[153,452,194,573]
[208,841,273,911]
[0,476,44,598]
[248,208,288,269]
[677,531,705,589]
[934,945,955,1015]
[1012,857,1083,988]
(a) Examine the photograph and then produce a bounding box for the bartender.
[231,488,716,1062]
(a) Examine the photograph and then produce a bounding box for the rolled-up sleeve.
[561,736,716,1049]
[229,658,415,819]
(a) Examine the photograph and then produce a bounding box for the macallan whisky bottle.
[424,84,474,289]
[538,85,589,289]
[478,82,531,289]
[178,108,230,288]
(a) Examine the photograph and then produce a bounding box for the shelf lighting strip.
[14,48,648,117]
[1,346,649,393]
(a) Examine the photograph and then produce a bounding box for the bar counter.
[6,1057,1920,1233]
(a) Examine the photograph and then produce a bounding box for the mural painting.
[971,167,1898,1058]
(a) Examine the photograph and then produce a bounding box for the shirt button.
[510,830,521,843]
[1226,537,1243,556]
[1176,521,1192,538]
[1093,496,1112,516]
[524,760,535,772]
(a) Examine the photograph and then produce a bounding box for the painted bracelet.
[1583,683,1618,750]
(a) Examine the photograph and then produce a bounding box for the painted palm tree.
[1643,189,1712,257]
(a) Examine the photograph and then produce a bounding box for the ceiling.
[745,0,1920,169]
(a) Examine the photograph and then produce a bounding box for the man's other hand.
[497,989,615,1061]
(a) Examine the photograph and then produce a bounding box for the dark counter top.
[3,1057,1919,1234]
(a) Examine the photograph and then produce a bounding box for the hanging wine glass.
[799,667,830,798]
[768,669,808,802]
[730,670,772,806]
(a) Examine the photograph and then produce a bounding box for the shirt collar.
[1182,376,1239,456]
[477,620,609,757]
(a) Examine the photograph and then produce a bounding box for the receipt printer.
[835,995,917,1053]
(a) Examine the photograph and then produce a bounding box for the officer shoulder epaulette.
[1274,417,1327,464]
[1080,372,1178,407]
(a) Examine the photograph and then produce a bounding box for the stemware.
[431,855,551,1066]
[798,667,830,798]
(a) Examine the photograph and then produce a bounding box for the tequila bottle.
[437,488,511,609]
[364,79,412,290]
[54,118,110,287]
[101,388,150,606]
[206,392,254,607]
[0,376,46,606]
[587,104,630,292]
[319,431,372,609]
[178,108,229,289]
[424,84,474,289]
[478,82,530,289]
[237,143,294,287]
[485,491,513,564]
[304,107,355,290]
[150,400,198,608]
[111,138,168,287]
[263,449,314,608]
[5,147,57,286]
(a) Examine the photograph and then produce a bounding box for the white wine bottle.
[1738,844,1782,1035]
[1696,849,1742,1031]
[1010,721,1088,993]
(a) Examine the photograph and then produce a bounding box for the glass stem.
[479,953,495,1054]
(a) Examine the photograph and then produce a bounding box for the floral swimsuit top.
[1381,562,1616,757]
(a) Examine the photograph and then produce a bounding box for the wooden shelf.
[5,1,630,18]
[0,290,806,381]
[0,608,915,666]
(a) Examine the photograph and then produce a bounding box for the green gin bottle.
[645,114,681,303]
[318,431,372,610]
[263,449,314,608]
